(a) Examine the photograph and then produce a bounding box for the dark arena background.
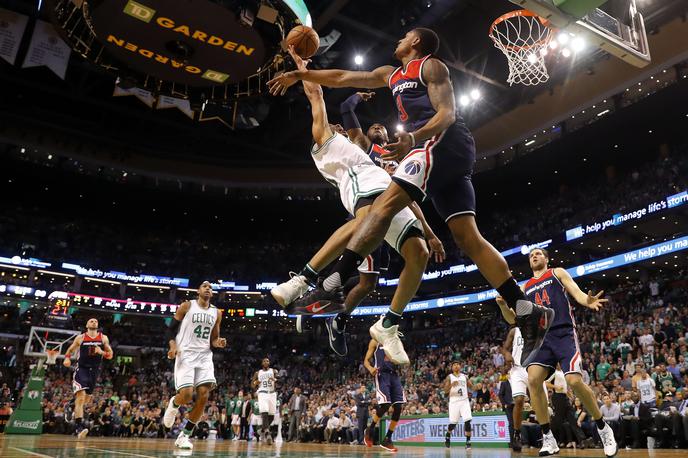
[1,0,688,457]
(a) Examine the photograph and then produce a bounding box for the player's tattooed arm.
[407,201,445,263]
[63,334,83,367]
[211,310,226,348]
[413,58,456,142]
[363,339,378,376]
[442,375,452,395]
[553,267,608,311]
[269,65,394,95]
[501,327,515,367]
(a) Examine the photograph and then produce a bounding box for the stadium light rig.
[354,55,364,66]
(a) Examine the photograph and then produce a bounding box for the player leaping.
[163,281,226,450]
[275,47,436,365]
[269,27,551,366]
[63,318,113,439]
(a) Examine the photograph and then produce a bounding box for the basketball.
[286,25,320,58]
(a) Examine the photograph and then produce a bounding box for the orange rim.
[489,9,554,52]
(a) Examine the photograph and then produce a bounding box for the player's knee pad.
[464,420,472,433]
[391,403,402,422]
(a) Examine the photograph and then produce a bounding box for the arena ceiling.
[0,0,686,171]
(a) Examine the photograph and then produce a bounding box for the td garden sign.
[89,0,266,85]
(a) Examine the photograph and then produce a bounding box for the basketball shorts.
[509,365,529,399]
[174,350,216,391]
[392,121,477,222]
[527,326,582,377]
[449,399,472,423]
[251,414,262,426]
[231,414,240,426]
[73,365,99,394]
[375,372,406,405]
[257,392,277,415]
[340,164,423,253]
[357,243,391,275]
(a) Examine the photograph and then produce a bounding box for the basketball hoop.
[489,10,554,86]
[45,349,60,365]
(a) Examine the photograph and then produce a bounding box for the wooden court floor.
[1,435,685,457]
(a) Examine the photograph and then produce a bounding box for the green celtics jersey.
[655,372,676,393]
[252,399,260,414]
[233,398,242,415]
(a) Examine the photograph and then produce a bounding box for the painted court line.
[86,447,157,458]
[9,447,55,458]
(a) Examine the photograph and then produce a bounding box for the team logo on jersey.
[28,390,39,399]
[404,160,422,175]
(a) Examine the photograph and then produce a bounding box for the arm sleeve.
[340,93,363,131]
[165,318,181,343]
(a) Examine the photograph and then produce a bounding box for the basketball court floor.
[1,436,684,458]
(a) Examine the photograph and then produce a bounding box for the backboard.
[24,326,80,363]
[509,0,650,67]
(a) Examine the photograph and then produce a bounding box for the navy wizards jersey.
[389,55,459,133]
[524,269,575,330]
[374,344,396,373]
[78,332,104,368]
[367,143,388,168]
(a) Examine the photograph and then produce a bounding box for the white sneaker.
[232,436,239,441]
[163,397,179,429]
[175,431,193,450]
[597,423,618,457]
[77,428,89,439]
[271,273,310,307]
[539,431,559,456]
[369,315,409,365]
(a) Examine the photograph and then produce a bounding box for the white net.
[489,10,554,86]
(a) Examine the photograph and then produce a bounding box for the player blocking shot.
[442,361,473,449]
[363,337,406,452]
[499,248,617,457]
[270,27,552,367]
[252,357,278,445]
[63,318,113,439]
[163,281,226,450]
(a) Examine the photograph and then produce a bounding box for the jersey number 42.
[193,325,210,340]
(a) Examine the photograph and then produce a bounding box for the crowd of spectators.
[1,273,686,450]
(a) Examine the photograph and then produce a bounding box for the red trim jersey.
[78,332,104,368]
[523,269,576,329]
[388,55,438,132]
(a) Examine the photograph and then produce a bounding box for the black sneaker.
[326,317,348,356]
[380,437,398,452]
[286,286,347,316]
[466,440,471,450]
[445,434,451,448]
[515,300,554,366]
[512,431,523,452]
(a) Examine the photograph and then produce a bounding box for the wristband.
[409,132,416,147]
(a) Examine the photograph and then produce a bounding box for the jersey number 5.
[193,325,210,340]
[395,95,409,123]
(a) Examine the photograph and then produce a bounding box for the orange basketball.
[286,25,320,58]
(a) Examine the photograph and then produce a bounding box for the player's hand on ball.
[63,357,71,368]
[427,236,446,263]
[286,45,311,72]
[213,337,227,348]
[167,347,177,360]
[356,91,375,102]
[383,131,414,161]
[586,290,607,311]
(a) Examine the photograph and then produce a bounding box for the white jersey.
[449,373,469,402]
[175,300,218,354]
[512,327,524,367]
[311,133,376,188]
[257,368,276,394]
[637,377,656,403]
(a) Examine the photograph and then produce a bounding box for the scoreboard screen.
[41,297,74,329]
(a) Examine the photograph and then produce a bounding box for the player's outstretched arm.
[63,334,83,367]
[211,310,226,348]
[554,268,608,311]
[269,65,395,95]
[363,339,378,376]
[340,92,375,151]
